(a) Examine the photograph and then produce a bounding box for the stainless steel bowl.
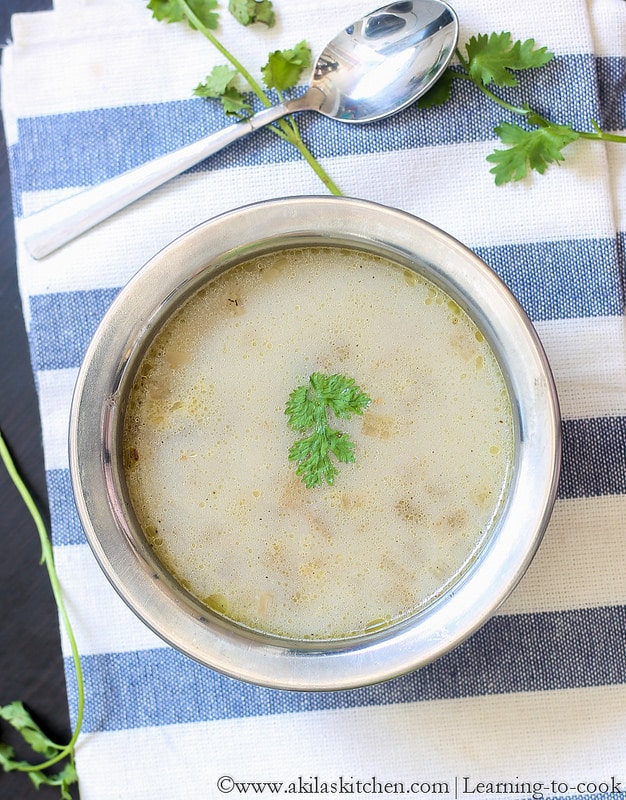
[69,196,561,690]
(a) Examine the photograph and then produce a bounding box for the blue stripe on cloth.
[64,605,626,732]
[28,287,119,372]
[596,55,626,132]
[10,54,622,213]
[618,231,626,301]
[47,469,87,546]
[530,796,626,800]
[24,235,624,374]
[474,237,623,321]
[559,417,626,499]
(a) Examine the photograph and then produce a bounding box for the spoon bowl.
[311,0,458,122]
[23,0,458,259]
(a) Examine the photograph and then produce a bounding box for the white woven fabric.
[2,0,626,797]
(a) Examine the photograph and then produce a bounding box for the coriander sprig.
[147,0,342,194]
[419,31,626,184]
[285,373,371,489]
[0,431,84,799]
[228,0,275,27]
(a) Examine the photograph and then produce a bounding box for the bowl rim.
[69,195,561,690]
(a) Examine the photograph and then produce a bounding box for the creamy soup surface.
[123,247,513,639]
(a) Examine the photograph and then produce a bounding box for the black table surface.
[0,2,79,798]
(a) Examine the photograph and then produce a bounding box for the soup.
[123,247,513,640]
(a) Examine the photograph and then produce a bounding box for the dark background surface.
[0,1,79,798]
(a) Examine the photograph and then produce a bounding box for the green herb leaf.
[0,431,85,799]
[261,41,312,92]
[0,742,23,772]
[229,0,275,27]
[465,32,553,87]
[417,68,455,109]
[194,65,252,116]
[219,88,254,116]
[29,762,78,798]
[145,2,343,195]
[285,372,371,488]
[194,65,237,97]
[0,702,60,756]
[147,0,185,22]
[486,120,580,184]
[513,37,554,70]
[147,0,219,29]
[0,705,79,797]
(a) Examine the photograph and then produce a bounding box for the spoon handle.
[22,101,295,259]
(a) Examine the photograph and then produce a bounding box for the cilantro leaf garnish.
[285,373,371,489]
[0,702,61,756]
[0,702,78,797]
[194,65,252,117]
[0,432,85,798]
[418,29,626,184]
[147,0,219,29]
[148,1,626,188]
[228,0,275,27]
[262,41,312,92]
[417,68,455,109]
[147,0,186,22]
[465,32,552,87]
[147,0,342,194]
[487,121,581,184]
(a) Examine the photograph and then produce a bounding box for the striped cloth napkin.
[2,0,626,797]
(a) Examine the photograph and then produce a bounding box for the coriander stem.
[180,0,270,105]
[275,88,302,139]
[179,0,343,195]
[290,139,343,195]
[453,51,626,144]
[264,121,342,194]
[0,431,85,773]
[453,51,530,116]
[577,129,626,143]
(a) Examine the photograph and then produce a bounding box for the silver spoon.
[23,0,458,259]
